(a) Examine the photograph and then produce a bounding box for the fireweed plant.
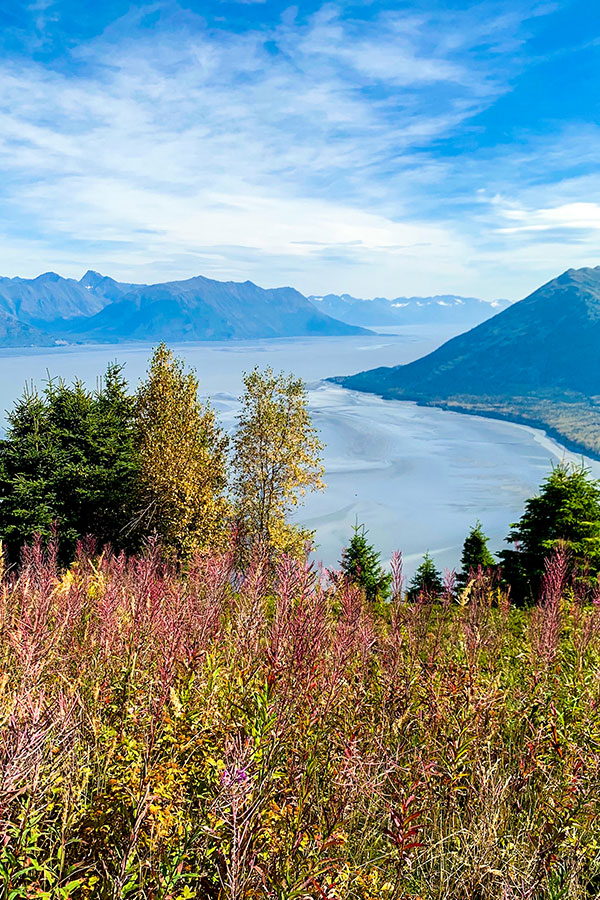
[1,538,600,899]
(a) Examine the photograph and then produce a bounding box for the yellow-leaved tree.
[134,343,229,558]
[232,366,325,558]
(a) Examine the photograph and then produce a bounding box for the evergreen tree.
[457,520,496,588]
[340,523,391,603]
[499,462,600,603]
[0,364,139,563]
[134,344,229,559]
[0,387,56,559]
[408,552,443,600]
[232,366,324,558]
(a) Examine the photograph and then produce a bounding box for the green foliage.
[457,520,496,588]
[232,366,325,558]
[408,551,443,599]
[134,343,230,559]
[500,462,600,603]
[0,363,139,563]
[340,523,391,604]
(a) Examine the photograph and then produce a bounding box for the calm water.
[0,325,595,575]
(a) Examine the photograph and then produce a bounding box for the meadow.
[2,539,600,900]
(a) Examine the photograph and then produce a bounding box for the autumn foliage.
[135,344,230,558]
[2,350,600,898]
[232,367,325,559]
[2,540,600,899]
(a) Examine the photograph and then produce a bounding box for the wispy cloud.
[0,0,596,299]
[499,201,600,233]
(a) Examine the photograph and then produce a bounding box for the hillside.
[310,292,509,327]
[332,266,600,456]
[0,310,56,347]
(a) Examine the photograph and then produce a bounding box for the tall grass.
[1,539,600,899]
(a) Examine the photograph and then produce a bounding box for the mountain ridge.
[0,271,110,324]
[58,273,368,341]
[331,266,600,457]
[0,270,370,345]
[310,291,510,327]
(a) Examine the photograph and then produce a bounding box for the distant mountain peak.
[79,270,111,289]
[80,269,104,282]
[35,272,62,283]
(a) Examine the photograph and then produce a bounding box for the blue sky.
[0,0,599,300]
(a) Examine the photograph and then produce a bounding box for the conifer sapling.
[340,523,391,603]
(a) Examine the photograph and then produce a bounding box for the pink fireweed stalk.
[572,575,600,669]
[390,550,404,603]
[215,736,271,900]
[404,589,435,664]
[268,554,329,722]
[232,544,269,664]
[460,565,495,674]
[0,689,76,831]
[442,568,456,609]
[530,543,569,669]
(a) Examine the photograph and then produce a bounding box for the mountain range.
[58,273,373,341]
[0,271,369,344]
[0,270,507,347]
[332,266,600,457]
[310,292,509,326]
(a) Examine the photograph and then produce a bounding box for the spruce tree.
[0,363,139,563]
[408,552,443,600]
[499,462,600,603]
[340,523,391,603]
[457,520,496,588]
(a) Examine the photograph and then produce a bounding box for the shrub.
[2,539,599,898]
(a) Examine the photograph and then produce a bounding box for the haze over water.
[0,324,595,576]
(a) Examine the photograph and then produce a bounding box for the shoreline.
[327,380,600,465]
[414,399,600,464]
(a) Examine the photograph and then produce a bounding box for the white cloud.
[498,201,600,233]
[0,1,587,299]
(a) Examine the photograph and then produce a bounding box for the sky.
[0,0,599,300]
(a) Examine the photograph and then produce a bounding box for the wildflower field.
[2,540,600,900]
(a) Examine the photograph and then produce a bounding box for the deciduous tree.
[134,343,229,558]
[232,366,324,558]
